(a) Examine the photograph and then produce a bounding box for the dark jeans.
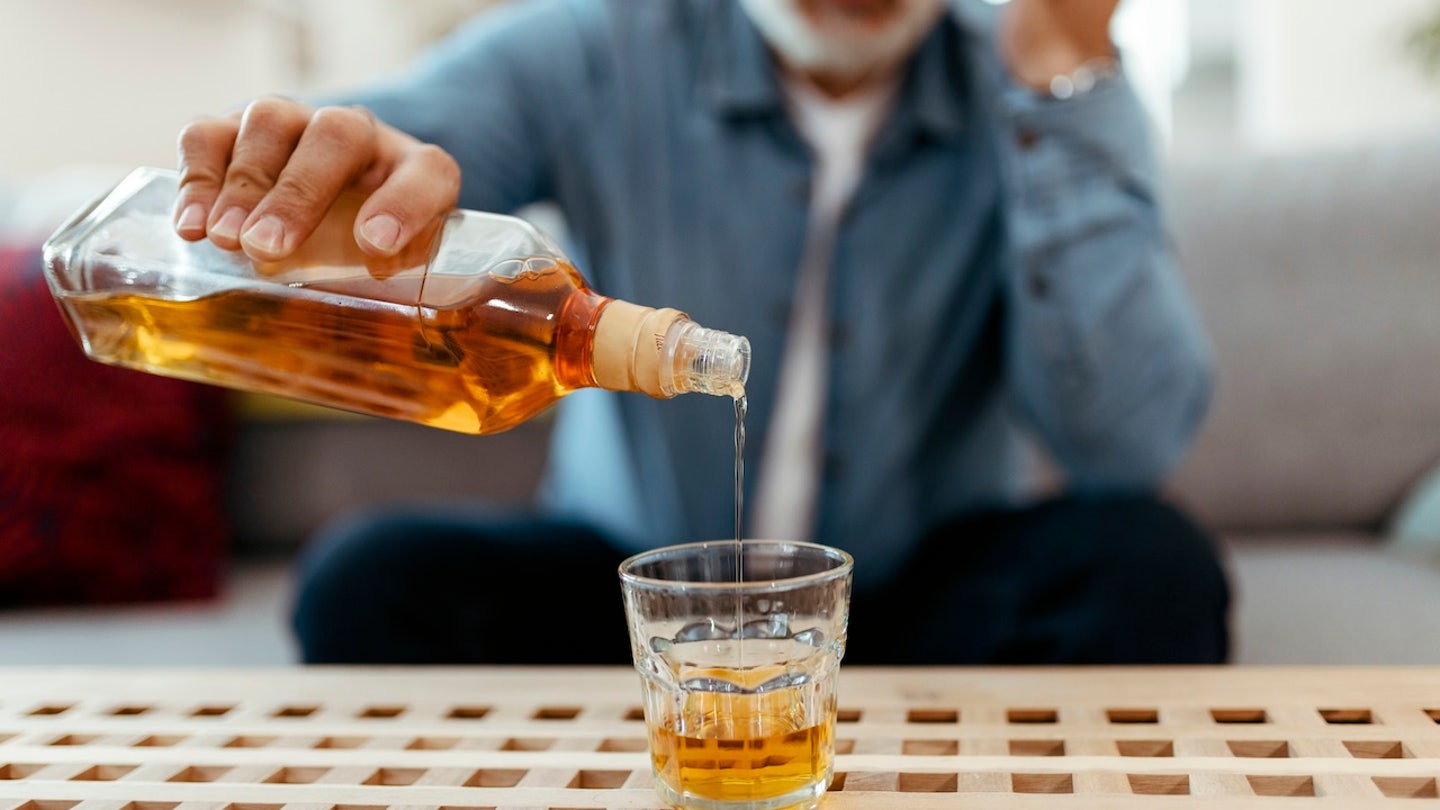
[292,494,1230,665]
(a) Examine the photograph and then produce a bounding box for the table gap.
[223,735,278,748]
[1117,739,1174,757]
[134,734,186,747]
[1211,708,1268,724]
[263,766,328,784]
[318,735,372,749]
[567,769,633,789]
[0,763,45,779]
[47,734,98,746]
[1320,708,1374,724]
[363,766,425,786]
[1375,776,1440,798]
[1129,773,1191,795]
[1344,739,1405,759]
[1248,774,1316,797]
[899,772,959,792]
[598,737,648,752]
[1012,772,1074,793]
[1228,740,1291,758]
[1107,708,1159,724]
[1009,739,1065,756]
[167,765,231,783]
[1007,709,1059,724]
[446,705,491,720]
[464,768,527,787]
[71,764,138,781]
[906,709,958,724]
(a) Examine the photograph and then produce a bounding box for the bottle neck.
[590,300,750,399]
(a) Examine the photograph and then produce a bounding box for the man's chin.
[741,0,947,76]
[803,0,901,28]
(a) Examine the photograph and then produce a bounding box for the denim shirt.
[345,0,1212,589]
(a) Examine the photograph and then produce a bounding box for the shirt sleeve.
[327,0,585,214]
[996,74,1214,491]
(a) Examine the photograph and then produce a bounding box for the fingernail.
[210,206,248,242]
[242,214,288,257]
[175,203,206,235]
[360,213,401,254]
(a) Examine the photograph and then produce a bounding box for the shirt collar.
[902,20,971,143]
[698,2,786,118]
[698,2,975,143]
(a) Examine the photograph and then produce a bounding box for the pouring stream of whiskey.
[734,394,747,669]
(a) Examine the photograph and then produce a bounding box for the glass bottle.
[43,168,749,435]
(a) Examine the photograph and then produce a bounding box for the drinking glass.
[619,540,853,810]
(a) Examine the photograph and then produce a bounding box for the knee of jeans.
[298,511,412,581]
[292,511,426,624]
[1071,495,1231,606]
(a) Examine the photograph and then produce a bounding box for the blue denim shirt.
[346,0,1212,589]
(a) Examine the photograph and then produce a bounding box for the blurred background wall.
[3,0,1440,188]
[0,0,501,186]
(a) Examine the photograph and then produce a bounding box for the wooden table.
[0,667,1437,808]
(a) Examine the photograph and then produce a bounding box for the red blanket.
[0,246,232,606]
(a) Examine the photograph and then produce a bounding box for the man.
[176,0,1229,664]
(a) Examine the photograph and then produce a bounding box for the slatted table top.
[0,666,1437,808]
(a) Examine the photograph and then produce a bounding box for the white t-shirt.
[751,73,899,542]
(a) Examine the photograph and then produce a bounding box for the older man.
[176,0,1228,665]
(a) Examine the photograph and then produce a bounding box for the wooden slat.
[1,667,1439,808]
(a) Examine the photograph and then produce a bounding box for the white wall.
[0,0,302,185]
[0,0,499,188]
[5,0,1440,188]
[1236,0,1440,150]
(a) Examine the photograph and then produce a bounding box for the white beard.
[739,0,947,83]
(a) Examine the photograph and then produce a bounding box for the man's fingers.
[239,105,382,261]
[174,114,240,241]
[205,97,313,251]
[354,143,461,257]
[174,97,459,262]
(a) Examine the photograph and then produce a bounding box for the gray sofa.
[6,133,1440,664]
[1164,134,1440,663]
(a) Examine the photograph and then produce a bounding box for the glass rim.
[617,539,853,592]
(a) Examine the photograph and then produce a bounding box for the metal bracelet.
[1047,56,1121,100]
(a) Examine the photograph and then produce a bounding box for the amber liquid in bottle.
[59,257,607,435]
[48,170,749,438]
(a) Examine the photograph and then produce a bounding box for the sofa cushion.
[1165,136,1440,533]
[0,245,232,606]
[1224,531,1440,664]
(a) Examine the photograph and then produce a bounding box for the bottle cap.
[664,321,750,398]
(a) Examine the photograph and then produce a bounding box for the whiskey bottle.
[43,168,749,435]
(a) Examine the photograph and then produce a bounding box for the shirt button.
[1016,127,1040,150]
[824,453,847,479]
[1028,274,1050,298]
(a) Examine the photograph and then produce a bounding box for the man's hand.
[999,0,1122,92]
[174,97,461,262]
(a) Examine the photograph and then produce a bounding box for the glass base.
[653,773,828,810]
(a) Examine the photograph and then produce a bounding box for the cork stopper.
[592,300,688,398]
[592,300,750,399]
